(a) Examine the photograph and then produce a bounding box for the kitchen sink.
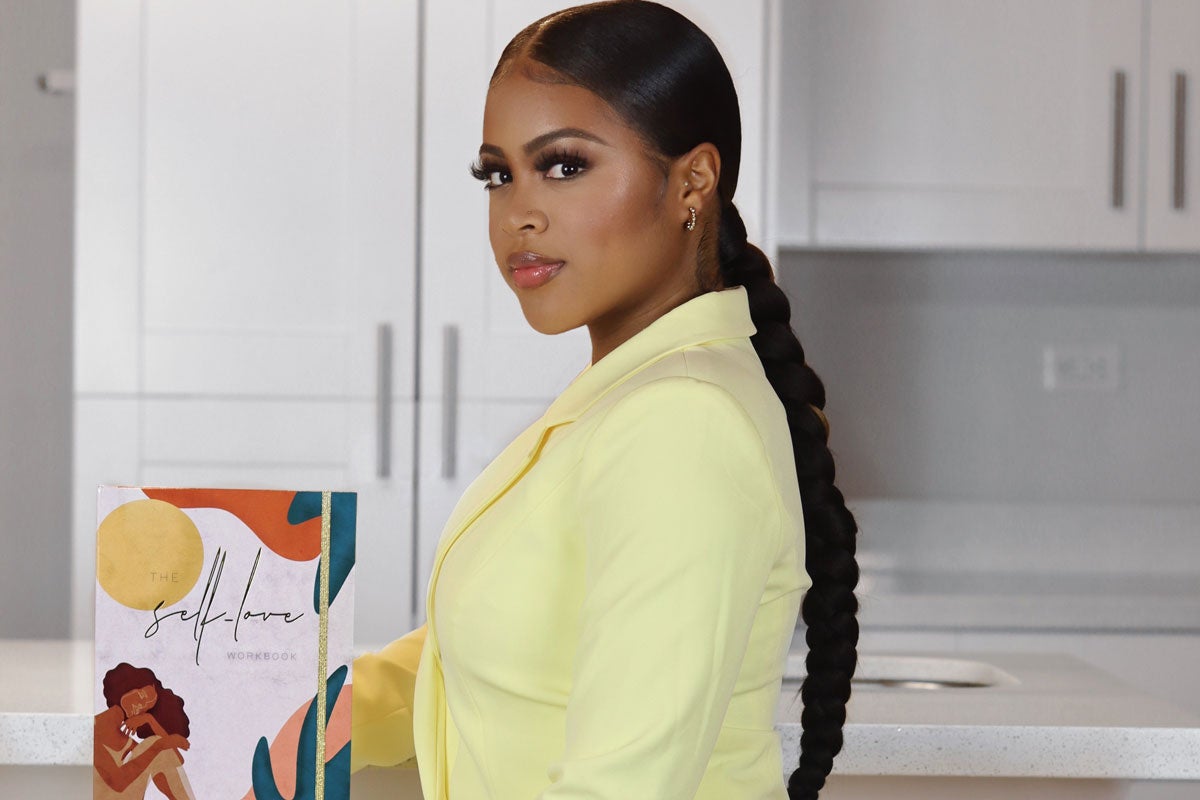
[783,654,1020,690]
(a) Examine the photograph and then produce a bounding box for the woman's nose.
[500,189,549,235]
[504,211,546,236]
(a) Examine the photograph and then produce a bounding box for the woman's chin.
[514,299,578,336]
[522,313,574,336]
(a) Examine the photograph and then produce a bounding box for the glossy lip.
[507,250,564,271]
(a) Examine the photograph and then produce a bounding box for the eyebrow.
[479,127,610,158]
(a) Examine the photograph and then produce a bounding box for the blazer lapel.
[430,417,552,566]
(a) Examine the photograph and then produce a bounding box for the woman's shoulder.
[583,365,768,463]
[586,341,774,432]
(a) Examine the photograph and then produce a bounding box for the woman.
[94,663,197,800]
[352,2,860,798]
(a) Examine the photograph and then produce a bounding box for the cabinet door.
[416,0,769,623]
[74,0,420,642]
[779,0,1144,251]
[1145,0,1200,251]
[138,2,414,402]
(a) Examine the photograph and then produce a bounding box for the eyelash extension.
[468,147,590,192]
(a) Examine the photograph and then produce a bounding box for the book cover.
[94,486,356,799]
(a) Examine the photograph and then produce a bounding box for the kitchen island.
[4,639,1198,798]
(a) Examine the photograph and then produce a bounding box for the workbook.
[93,486,356,800]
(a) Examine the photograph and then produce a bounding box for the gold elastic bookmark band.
[316,491,332,800]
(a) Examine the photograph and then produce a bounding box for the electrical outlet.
[1042,345,1120,392]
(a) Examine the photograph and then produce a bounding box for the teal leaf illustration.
[251,664,351,800]
[286,491,357,612]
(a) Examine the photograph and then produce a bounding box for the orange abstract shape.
[142,488,321,562]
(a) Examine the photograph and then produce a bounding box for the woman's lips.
[511,261,564,289]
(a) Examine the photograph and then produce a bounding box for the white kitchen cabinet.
[1145,0,1200,250]
[774,0,1200,253]
[414,0,773,624]
[73,0,419,643]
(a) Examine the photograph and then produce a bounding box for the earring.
[684,207,697,231]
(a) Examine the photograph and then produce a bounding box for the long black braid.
[489,2,861,796]
[717,200,860,799]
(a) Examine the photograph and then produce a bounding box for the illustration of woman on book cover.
[94,662,197,800]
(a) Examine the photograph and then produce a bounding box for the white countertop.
[5,639,1199,779]
[779,650,1200,779]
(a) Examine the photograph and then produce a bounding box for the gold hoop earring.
[684,207,697,232]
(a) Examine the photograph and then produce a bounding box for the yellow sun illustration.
[97,499,204,610]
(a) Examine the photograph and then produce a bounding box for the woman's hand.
[123,712,170,739]
[163,734,190,752]
[122,713,154,732]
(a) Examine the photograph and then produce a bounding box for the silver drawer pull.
[37,69,75,94]
[377,323,393,478]
[1112,70,1127,209]
[442,325,459,479]
[1173,71,1187,210]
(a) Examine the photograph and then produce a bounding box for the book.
[94,486,356,800]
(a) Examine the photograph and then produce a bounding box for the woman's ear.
[676,143,720,207]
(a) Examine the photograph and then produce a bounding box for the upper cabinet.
[74,0,420,640]
[771,0,1199,252]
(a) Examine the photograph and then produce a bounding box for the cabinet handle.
[376,323,393,479]
[442,325,459,479]
[1173,72,1187,210]
[37,69,75,95]
[1112,70,1127,209]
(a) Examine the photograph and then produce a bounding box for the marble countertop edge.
[11,715,1200,779]
[811,723,1200,780]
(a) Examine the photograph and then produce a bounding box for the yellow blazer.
[352,285,810,799]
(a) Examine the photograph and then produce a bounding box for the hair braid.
[717,200,861,800]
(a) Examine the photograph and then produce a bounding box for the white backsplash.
[847,497,1200,578]
[777,249,1200,507]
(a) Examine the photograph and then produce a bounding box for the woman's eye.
[546,161,581,179]
[468,150,588,192]
[537,149,588,181]
[468,161,507,190]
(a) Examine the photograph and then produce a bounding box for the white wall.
[0,0,75,638]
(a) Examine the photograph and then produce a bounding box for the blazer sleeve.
[350,622,427,772]
[538,376,783,799]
